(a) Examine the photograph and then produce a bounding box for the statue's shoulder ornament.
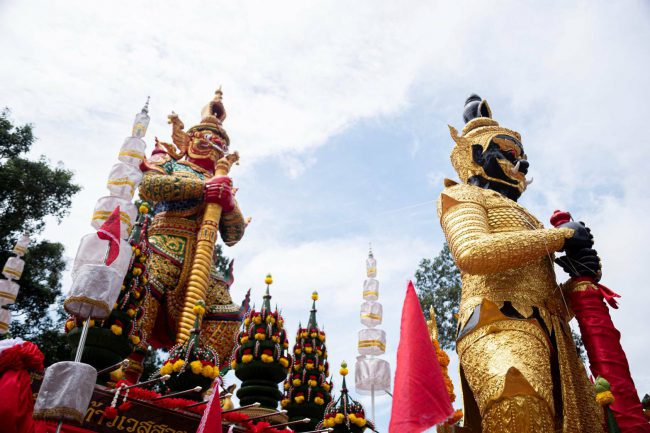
[437,179,487,218]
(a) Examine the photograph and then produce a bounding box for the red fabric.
[389,281,453,433]
[197,380,222,433]
[569,277,650,433]
[0,342,45,433]
[96,206,121,266]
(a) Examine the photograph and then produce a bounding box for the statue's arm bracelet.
[139,172,204,202]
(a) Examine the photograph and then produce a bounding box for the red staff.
[551,210,649,433]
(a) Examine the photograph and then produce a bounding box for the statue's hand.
[558,220,594,252]
[556,247,602,281]
[205,176,235,212]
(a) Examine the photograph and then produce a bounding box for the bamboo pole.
[176,153,239,343]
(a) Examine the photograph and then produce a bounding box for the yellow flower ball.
[356,418,367,427]
[190,360,203,375]
[292,378,302,386]
[310,332,317,338]
[132,267,142,276]
[266,315,276,324]
[139,255,147,263]
[193,305,206,316]
[334,413,345,424]
[284,382,290,390]
[231,360,237,369]
[348,414,357,423]
[199,365,212,378]
[65,320,75,331]
[160,362,173,375]
[211,367,219,379]
[254,333,266,341]
[294,348,302,355]
[294,395,305,404]
[596,390,615,406]
[311,291,318,301]
[244,317,251,326]
[139,204,149,214]
[279,358,289,368]
[110,325,122,336]
[306,363,315,370]
[129,335,141,345]
[242,354,253,363]
[322,382,331,392]
[281,399,289,408]
[240,335,249,344]
[308,379,317,387]
[127,309,136,318]
[314,397,324,405]
[141,276,148,284]
[110,368,125,382]
[253,316,262,325]
[261,354,274,363]
[265,274,273,285]
[88,320,95,327]
[172,359,185,372]
[318,365,325,372]
[339,367,348,376]
[305,347,313,354]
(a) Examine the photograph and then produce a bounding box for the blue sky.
[1,1,650,431]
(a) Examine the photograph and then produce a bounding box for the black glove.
[558,220,594,252]
[556,247,602,281]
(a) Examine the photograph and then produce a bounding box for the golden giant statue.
[438,95,603,433]
[126,89,249,381]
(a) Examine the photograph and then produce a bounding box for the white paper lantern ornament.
[66,206,132,320]
[360,301,382,328]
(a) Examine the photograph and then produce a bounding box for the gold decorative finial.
[427,305,438,341]
[200,86,227,125]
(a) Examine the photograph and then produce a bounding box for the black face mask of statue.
[467,135,529,202]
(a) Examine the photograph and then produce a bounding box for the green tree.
[414,243,461,350]
[0,108,80,365]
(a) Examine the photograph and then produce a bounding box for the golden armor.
[438,96,604,433]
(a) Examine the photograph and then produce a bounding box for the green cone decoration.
[232,274,291,409]
[319,362,375,432]
[282,291,333,431]
[158,304,220,400]
[64,201,152,377]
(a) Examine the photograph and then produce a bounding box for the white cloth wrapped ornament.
[91,196,137,239]
[0,307,10,334]
[366,252,377,278]
[33,361,97,424]
[12,234,30,256]
[354,355,391,395]
[363,278,379,301]
[2,256,24,280]
[118,137,146,167]
[358,328,386,356]
[360,301,382,328]
[66,207,132,320]
[106,162,143,199]
[0,279,20,306]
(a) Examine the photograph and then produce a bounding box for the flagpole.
[371,384,375,422]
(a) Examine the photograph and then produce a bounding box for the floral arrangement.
[594,376,621,433]
[159,302,220,397]
[282,291,333,429]
[319,362,374,432]
[231,275,291,372]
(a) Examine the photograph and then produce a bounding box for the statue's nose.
[518,159,529,175]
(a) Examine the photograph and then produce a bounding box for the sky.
[1,1,650,431]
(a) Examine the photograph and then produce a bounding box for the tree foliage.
[414,243,461,350]
[0,108,80,365]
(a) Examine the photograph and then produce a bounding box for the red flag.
[97,206,121,266]
[389,281,453,433]
[197,379,222,433]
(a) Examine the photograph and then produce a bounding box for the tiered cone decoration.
[232,274,291,409]
[0,234,30,334]
[427,306,463,428]
[158,304,220,400]
[320,362,375,432]
[283,291,333,431]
